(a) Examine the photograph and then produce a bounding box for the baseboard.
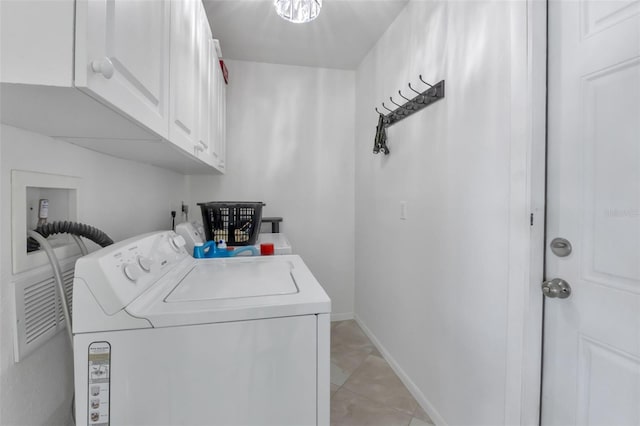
[331,312,354,322]
[354,314,447,426]
[43,397,74,426]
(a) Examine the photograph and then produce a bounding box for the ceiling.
[203,0,409,70]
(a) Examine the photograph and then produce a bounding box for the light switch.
[400,201,407,220]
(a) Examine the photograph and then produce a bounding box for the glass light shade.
[274,0,322,24]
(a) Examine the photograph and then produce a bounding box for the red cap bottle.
[260,243,275,256]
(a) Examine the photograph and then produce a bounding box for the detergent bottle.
[193,239,258,258]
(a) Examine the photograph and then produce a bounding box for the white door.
[75,0,170,138]
[543,0,640,424]
[169,0,198,153]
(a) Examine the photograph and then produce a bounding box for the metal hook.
[381,102,394,112]
[389,97,411,113]
[389,97,403,108]
[375,107,384,115]
[408,82,422,95]
[408,83,426,104]
[398,90,412,102]
[419,74,433,88]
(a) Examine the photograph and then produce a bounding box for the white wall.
[354,1,530,424]
[188,60,355,319]
[0,124,188,425]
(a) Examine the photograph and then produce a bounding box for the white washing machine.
[72,231,331,426]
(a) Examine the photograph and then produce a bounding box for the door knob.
[91,58,114,79]
[541,278,571,299]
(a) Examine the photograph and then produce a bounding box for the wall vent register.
[12,259,76,362]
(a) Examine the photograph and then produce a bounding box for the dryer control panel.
[74,231,190,316]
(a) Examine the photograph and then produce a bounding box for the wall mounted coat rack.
[373,76,445,155]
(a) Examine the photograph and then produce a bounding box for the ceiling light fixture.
[274,0,322,24]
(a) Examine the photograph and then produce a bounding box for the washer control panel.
[74,231,190,315]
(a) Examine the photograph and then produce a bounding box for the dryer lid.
[165,259,298,302]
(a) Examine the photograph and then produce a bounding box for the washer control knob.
[123,263,143,282]
[170,235,186,252]
[137,256,153,272]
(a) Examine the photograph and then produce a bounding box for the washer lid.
[125,255,331,329]
[165,260,298,302]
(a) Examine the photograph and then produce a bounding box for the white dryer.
[72,231,331,426]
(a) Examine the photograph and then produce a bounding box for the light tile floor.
[330,320,435,426]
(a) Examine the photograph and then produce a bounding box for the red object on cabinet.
[219,60,229,84]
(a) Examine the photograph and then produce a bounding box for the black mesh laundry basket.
[197,201,263,246]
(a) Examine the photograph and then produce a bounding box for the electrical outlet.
[400,201,407,220]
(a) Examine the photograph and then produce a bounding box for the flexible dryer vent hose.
[27,221,114,252]
[27,221,113,426]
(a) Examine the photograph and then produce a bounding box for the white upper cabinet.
[169,0,199,154]
[75,0,171,139]
[0,0,224,174]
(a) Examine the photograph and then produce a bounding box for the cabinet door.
[217,63,227,172]
[195,3,214,165]
[75,0,170,138]
[210,46,226,172]
[217,59,227,172]
[208,40,221,169]
[168,0,198,153]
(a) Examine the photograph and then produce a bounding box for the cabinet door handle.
[91,58,115,79]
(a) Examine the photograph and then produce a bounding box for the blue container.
[193,240,258,258]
